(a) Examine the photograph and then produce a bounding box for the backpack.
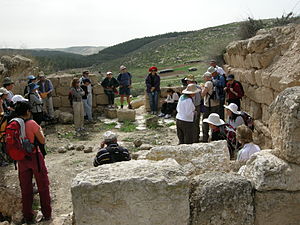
[68,90,73,106]
[240,111,254,130]
[5,118,35,161]
[220,124,239,159]
[210,75,226,101]
[233,81,245,98]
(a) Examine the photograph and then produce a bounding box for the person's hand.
[151,87,155,92]
[224,87,228,91]
[229,88,234,92]
[100,141,105,148]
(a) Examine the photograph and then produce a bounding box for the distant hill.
[35,46,106,55]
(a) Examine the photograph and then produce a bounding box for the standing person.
[201,72,220,142]
[70,78,85,136]
[224,103,244,129]
[24,75,38,97]
[101,71,119,108]
[236,125,260,162]
[0,87,13,117]
[37,73,54,119]
[176,83,200,144]
[210,59,226,77]
[208,66,226,120]
[28,83,44,125]
[117,65,132,109]
[11,101,52,223]
[80,78,95,123]
[158,89,179,118]
[79,71,93,120]
[185,75,202,143]
[224,74,243,110]
[2,77,15,102]
[145,66,160,115]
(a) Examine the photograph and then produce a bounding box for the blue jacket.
[117,72,132,86]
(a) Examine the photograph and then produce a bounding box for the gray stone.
[117,109,136,122]
[104,108,117,119]
[59,111,74,124]
[84,147,93,153]
[71,159,190,225]
[145,115,159,128]
[76,145,85,151]
[0,187,22,223]
[190,172,254,225]
[138,144,153,150]
[133,139,143,148]
[58,147,67,153]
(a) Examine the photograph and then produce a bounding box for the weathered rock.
[130,98,144,109]
[190,172,254,225]
[0,187,22,223]
[58,111,74,124]
[131,150,149,160]
[76,145,85,151]
[247,34,275,53]
[145,141,230,176]
[84,147,93,153]
[138,144,153,150]
[269,86,300,164]
[104,108,117,119]
[66,144,75,151]
[58,147,67,153]
[117,109,136,122]
[145,115,158,128]
[0,221,10,225]
[254,190,300,225]
[133,139,143,148]
[71,159,190,225]
[96,94,109,105]
[239,150,300,191]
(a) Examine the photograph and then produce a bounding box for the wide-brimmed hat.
[103,131,117,141]
[0,87,9,95]
[38,71,45,78]
[28,83,39,92]
[207,66,217,73]
[203,113,225,126]
[120,65,127,70]
[11,95,28,104]
[3,77,14,85]
[184,74,195,82]
[182,83,200,94]
[224,103,241,115]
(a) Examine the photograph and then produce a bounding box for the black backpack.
[240,111,254,131]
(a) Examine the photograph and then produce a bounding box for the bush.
[238,17,265,40]
[273,12,300,26]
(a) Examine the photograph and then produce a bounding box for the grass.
[70,159,84,165]
[100,122,118,130]
[122,137,135,142]
[166,122,176,127]
[120,121,137,132]
[58,131,74,140]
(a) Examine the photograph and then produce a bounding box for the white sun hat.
[120,65,127,70]
[182,83,201,94]
[11,95,29,104]
[224,103,241,115]
[203,113,225,126]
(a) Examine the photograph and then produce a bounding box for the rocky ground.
[0,106,178,223]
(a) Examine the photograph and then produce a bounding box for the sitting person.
[101,71,119,108]
[158,89,179,118]
[93,131,131,167]
[203,113,238,159]
[236,125,261,162]
[224,103,244,129]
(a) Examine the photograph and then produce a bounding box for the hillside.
[35,46,106,55]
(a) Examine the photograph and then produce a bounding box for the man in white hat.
[176,83,200,144]
[117,65,132,109]
[93,131,131,167]
[210,59,226,76]
[200,72,220,142]
[37,73,54,119]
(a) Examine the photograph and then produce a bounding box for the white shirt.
[203,81,219,107]
[216,65,226,75]
[7,91,14,101]
[176,96,195,122]
[228,116,244,129]
[237,143,261,162]
[166,92,179,103]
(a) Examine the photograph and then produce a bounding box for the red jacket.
[226,81,243,99]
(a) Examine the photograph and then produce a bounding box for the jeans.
[105,91,115,105]
[83,94,93,121]
[42,97,54,118]
[148,91,159,112]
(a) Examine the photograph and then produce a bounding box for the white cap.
[11,95,28,104]
[0,87,9,95]
[120,65,127,70]
[224,103,241,115]
[203,113,225,126]
[103,131,117,141]
[106,71,113,75]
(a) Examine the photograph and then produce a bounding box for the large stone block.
[59,111,74,124]
[52,96,62,108]
[130,98,144,109]
[239,150,300,191]
[254,190,300,225]
[48,76,60,87]
[104,108,117,119]
[247,34,275,53]
[117,109,136,122]
[71,159,190,225]
[258,47,280,68]
[58,74,75,87]
[145,141,230,176]
[269,87,300,164]
[244,69,256,85]
[92,84,104,95]
[96,94,109,105]
[55,85,70,96]
[61,96,71,107]
[190,172,254,225]
[0,187,22,223]
[261,104,270,124]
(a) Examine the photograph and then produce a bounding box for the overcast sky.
[1,0,299,49]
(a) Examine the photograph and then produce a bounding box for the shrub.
[238,17,265,40]
[273,12,300,26]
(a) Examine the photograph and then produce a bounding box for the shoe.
[164,114,171,119]
[21,218,35,224]
[38,216,52,222]
[121,105,124,109]
[158,113,165,117]
[128,104,132,109]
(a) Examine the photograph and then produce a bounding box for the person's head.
[224,103,240,118]
[203,113,225,130]
[185,74,196,84]
[207,66,218,77]
[27,75,37,84]
[82,71,89,77]
[38,72,46,82]
[28,83,39,93]
[106,71,113,78]
[236,125,253,145]
[182,83,200,97]
[120,65,127,73]
[82,78,91,86]
[210,59,217,68]
[71,78,80,87]
[14,101,32,119]
[226,74,235,84]
[103,131,117,145]
[166,88,175,95]
[3,77,14,90]
[203,71,212,81]
[0,87,9,99]
[149,66,158,75]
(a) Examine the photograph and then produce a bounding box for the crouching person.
[93,131,131,167]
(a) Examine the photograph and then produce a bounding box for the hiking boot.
[120,105,123,109]
[164,114,171,119]
[128,104,132,109]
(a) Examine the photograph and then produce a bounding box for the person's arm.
[155,75,160,90]
[34,127,45,144]
[47,80,54,93]
[145,75,152,90]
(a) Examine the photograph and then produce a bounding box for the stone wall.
[223,24,300,148]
